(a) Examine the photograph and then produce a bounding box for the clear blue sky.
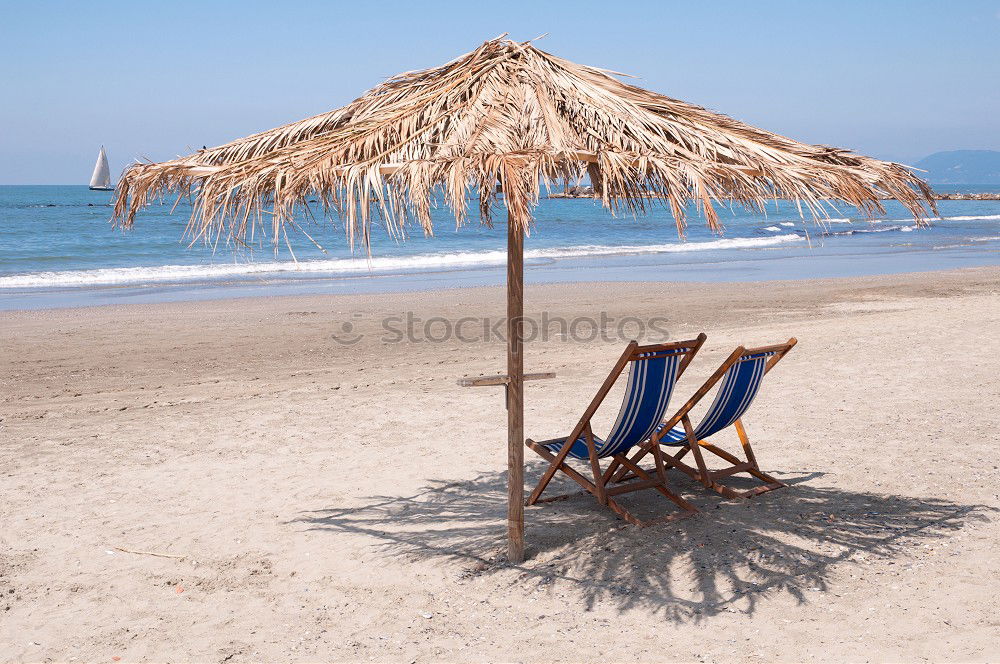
[1,0,998,184]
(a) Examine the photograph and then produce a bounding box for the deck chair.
[525,335,707,527]
[614,339,796,499]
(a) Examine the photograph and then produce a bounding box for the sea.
[1,185,999,310]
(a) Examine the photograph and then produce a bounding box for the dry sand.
[2,267,999,662]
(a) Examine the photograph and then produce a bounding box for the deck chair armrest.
[763,337,797,374]
[676,333,707,377]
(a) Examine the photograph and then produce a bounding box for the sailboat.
[89,146,113,191]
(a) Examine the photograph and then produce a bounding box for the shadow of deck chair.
[525,335,707,527]
[614,339,797,499]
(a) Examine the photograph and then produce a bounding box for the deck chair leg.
[659,445,687,465]
[526,441,600,500]
[734,419,758,468]
[583,424,607,505]
[682,415,711,488]
[662,447,699,478]
[526,430,587,506]
[696,421,786,496]
[613,441,687,485]
[663,436,744,500]
[652,438,668,484]
[610,443,652,484]
[615,454,698,515]
[698,441,782,486]
[732,419,785,487]
[601,456,624,485]
[604,496,644,527]
[650,445,698,513]
[603,493,695,528]
[609,431,668,484]
[696,441,785,497]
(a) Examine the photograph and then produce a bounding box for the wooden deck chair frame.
[524,334,707,527]
[613,338,797,500]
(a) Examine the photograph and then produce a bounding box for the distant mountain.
[915,150,1000,184]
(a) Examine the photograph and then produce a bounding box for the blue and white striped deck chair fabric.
[657,350,773,446]
[542,348,686,460]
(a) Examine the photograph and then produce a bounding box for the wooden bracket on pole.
[458,372,555,412]
[456,372,555,387]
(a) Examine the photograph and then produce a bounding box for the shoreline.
[4,246,1000,312]
[3,264,998,320]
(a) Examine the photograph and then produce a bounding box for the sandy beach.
[2,267,999,662]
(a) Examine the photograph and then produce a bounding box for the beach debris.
[420,612,433,619]
[113,546,186,560]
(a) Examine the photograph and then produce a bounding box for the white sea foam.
[824,225,907,236]
[763,226,782,232]
[779,222,796,227]
[0,234,803,289]
[937,214,1000,222]
[821,214,1000,227]
[875,214,1000,224]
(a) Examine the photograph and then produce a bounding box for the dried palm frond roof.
[114,35,935,248]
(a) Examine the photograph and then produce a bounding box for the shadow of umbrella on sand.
[294,469,993,620]
[111,35,936,563]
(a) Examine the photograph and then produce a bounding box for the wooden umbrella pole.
[506,209,525,564]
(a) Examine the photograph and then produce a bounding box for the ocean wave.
[811,214,1000,227]
[821,225,916,236]
[873,214,1000,224]
[936,214,1000,222]
[0,234,803,289]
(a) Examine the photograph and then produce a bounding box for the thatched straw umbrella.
[114,36,935,563]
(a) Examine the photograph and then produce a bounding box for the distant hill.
[915,150,1000,184]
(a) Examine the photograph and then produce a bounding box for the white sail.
[89,146,112,189]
